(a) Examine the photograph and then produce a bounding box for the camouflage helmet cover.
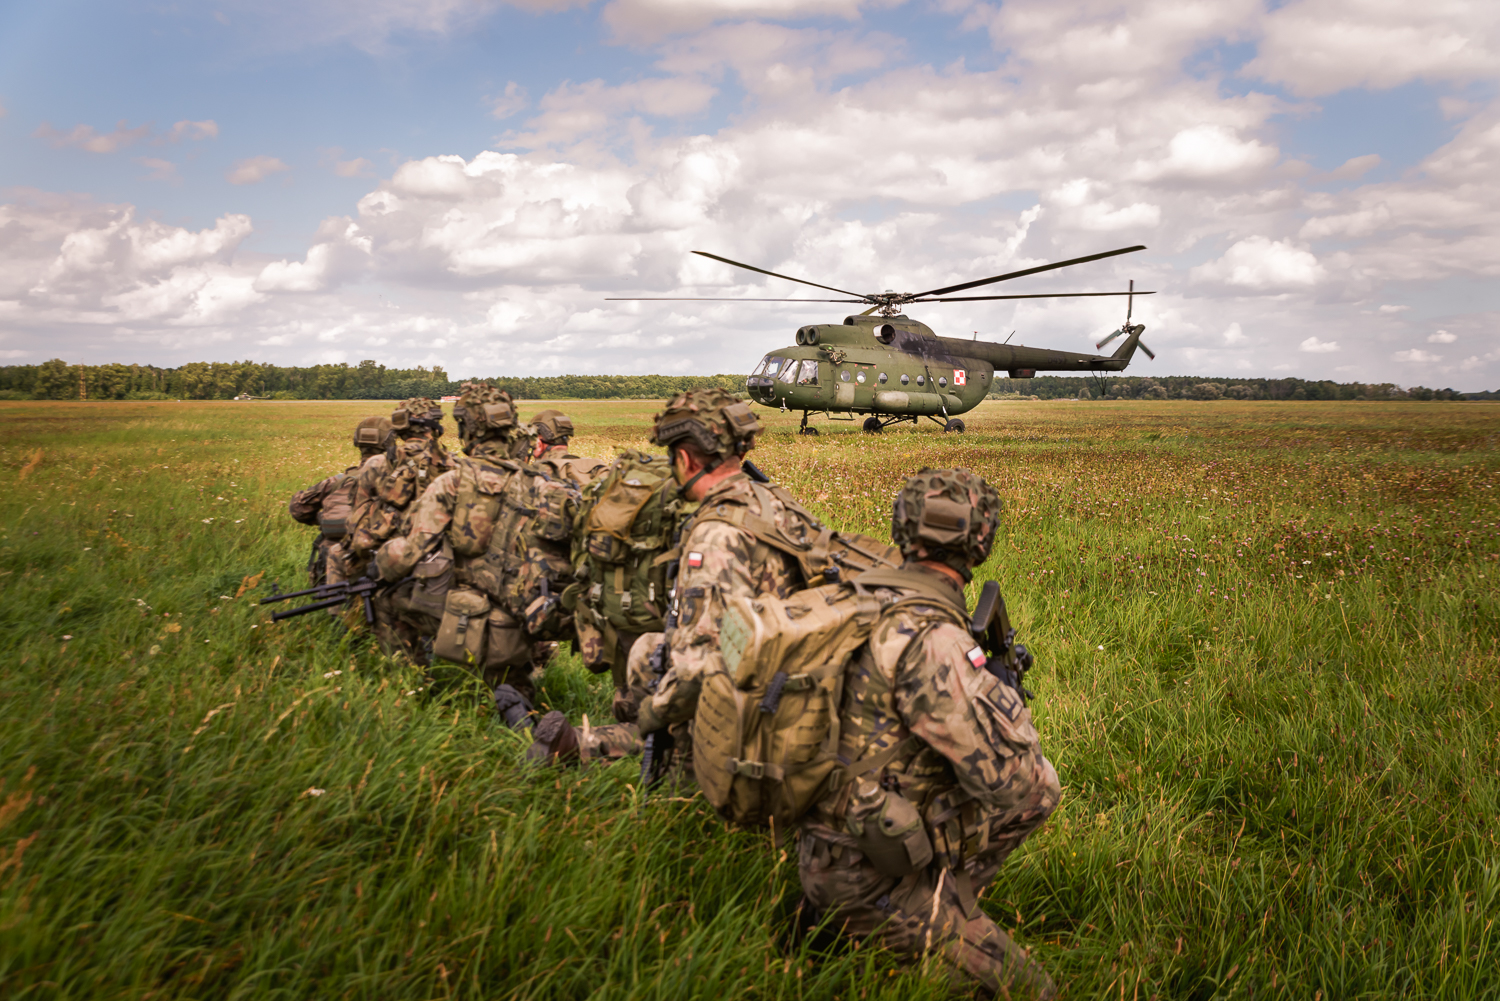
[530,409,574,445]
[353,415,392,450]
[391,396,444,433]
[891,467,1002,574]
[651,388,761,458]
[452,382,517,445]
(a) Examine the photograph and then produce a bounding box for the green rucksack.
[565,449,695,679]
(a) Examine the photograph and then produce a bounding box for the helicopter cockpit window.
[776,358,798,384]
[752,355,782,377]
[796,359,820,385]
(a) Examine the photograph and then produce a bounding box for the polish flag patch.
[966,646,987,668]
[953,369,967,386]
[687,552,704,569]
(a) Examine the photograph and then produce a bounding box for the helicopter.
[610,245,1156,433]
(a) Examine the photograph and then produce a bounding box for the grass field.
[1,397,1497,1000]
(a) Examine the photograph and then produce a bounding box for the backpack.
[692,568,965,830]
[566,450,693,672]
[689,479,901,585]
[470,465,580,641]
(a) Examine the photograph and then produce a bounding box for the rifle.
[969,580,1035,705]
[260,575,390,625]
[640,552,681,792]
[742,459,771,484]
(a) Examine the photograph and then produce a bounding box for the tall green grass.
[1,398,1496,999]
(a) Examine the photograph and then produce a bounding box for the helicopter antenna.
[1002,330,1016,344]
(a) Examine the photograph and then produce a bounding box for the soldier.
[345,396,454,655]
[288,415,390,586]
[797,469,1061,1000]
[527,409,607,486]
[376,382,572,727]
[528,388,805,767]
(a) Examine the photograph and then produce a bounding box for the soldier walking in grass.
[526,409,607,486]
[376,383,579,726]
[287,415,390,587]
[796,469,1060,1000]
[529,389,898,770]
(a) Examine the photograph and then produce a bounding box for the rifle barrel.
[271,595,349,621]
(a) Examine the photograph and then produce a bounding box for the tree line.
[0,360,745,402]
[988,374,1485,402]
[0,358,1488,402]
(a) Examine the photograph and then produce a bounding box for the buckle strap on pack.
[728,758,786,781]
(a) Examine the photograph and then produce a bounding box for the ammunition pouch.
[484,606,530,672]
[433,588,490,666]
[407,548,455,619]
[319,517,347,539]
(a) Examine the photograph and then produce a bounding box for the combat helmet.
[891,467,1002,581]
[353,415,392,454]
[651,388,761,459]
[451,381,518,453]
[530,409,575,447]
[390,397,444,436]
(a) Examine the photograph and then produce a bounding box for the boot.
[526,711,580,764]
[493,684,536,731]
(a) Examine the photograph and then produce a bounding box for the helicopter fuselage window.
[916,375,925,386]
[776,358,798,384]
[938,376,948,388]
[900,373,910,386]
[856,371,867,384]
[797,359,820,386]
[878,372,888,384]
[840,370,851,382]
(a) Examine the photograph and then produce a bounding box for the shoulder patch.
[966,646,988,669]
[687,551,704,569]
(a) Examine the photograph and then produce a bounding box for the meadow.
[0,396,1497,1000]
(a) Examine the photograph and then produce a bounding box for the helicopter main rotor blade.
[604,297,863,302]
[911,245,1147,298]
[912,290,1155,303]
[692,251,867,299]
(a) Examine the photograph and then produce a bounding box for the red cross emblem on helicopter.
[953,369,967,386]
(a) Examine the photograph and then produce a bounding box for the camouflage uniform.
[378,384,574,724]
[577,471,806,763]
[348,398,453,657]
[798,470,1060,1000]
[288,416,388,587]
[529,409,607,486]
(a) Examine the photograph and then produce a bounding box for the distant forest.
[0,358,1491,402]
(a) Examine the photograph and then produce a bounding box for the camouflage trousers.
[371,579,439,663]
[798,758,1061,1000]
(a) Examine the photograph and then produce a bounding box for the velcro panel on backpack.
[693,582,882,829]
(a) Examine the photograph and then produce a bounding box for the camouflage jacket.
[533,445,607,487]
[289,453,381,536]
[636,471,808,734]
[397,455,517,573]
[348,440,454,555]
[804,565,1050,851]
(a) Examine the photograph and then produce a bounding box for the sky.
[1,0,1498,388]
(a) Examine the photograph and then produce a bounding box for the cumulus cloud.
[603,0,870,43]
[227,156,291,185]
[1301,337,1339,353]
[1428,330,1458,343]
[1223,322,1246,345]
[35,120,152,153]
[216,0,591,53]
[1191,238,1327,290]
[166,119,220,142]
[489,82,529,120]
[1393,348,1442,363]
[1246,0,1500,96]
[136,158,180,183]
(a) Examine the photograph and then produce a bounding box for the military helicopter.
[611,245,1155,433]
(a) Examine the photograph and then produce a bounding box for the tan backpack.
[690,478,901,584]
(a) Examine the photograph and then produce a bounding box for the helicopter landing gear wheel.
[862,416,883,434]
[943,418,965,433]
[798,425,820,436]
